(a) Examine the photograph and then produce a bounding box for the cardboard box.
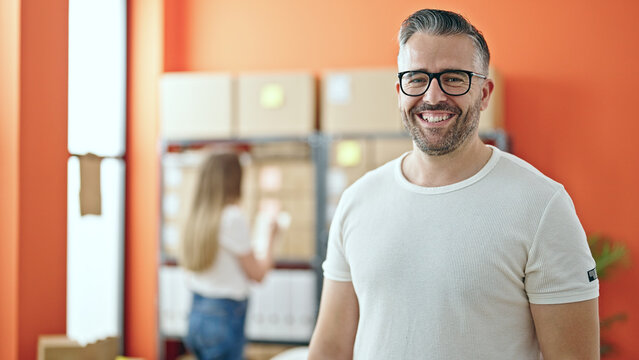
[242,151,316,260]
[37,335,119,360]
[249,142,311,159]
[246,160,315,196]
[276,221,315,260]
[249,142,311,161]
[249,191,316,261]
[160,72,234,140]
[237,72,316,137]
[244,142,314,194]
[321,68,404,134]
[478,66,504,131]
[164,145,316,261]
[279,196,315,225]
[330,139,370,168]
[371,137,413,167]
[329,139,372,190]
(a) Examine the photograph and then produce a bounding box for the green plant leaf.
[587,234,629,280]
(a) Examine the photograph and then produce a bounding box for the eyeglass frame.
[397,69,487,97]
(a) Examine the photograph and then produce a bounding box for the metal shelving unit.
[157,134,326,360]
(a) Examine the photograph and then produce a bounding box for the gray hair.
[398,9,490,73]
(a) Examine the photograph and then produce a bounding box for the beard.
[401,98,482,156]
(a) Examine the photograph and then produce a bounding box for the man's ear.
[396,81,401,107]
[480,78,495,111]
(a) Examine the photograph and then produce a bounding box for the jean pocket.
[190,314,234,354]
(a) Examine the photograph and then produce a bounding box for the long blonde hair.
[179,152,242,272]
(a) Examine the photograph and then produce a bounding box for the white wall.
[67,0,126,345]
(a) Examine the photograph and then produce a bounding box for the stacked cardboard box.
[242,142,316,261]
[162,143,316,262]
[159,67,504,140]
[370,137,413,168]
[321,68,403,134]
[160,73,234,140]
[37,336,119,360]
[237,72,316,137]
[328,137,413,195]
[161,72,317,141]
[328,139,372,197]
[326,136,413,223]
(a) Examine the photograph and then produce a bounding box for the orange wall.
[0,0,69,359]
[0,0,20,358]
[126,0,163,358]
[158,0,639,358]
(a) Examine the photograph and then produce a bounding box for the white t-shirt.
[323,146,599,360]
[185,205,253,300]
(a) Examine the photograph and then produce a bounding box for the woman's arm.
[238,220,279,282]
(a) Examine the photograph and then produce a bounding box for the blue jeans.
[184,293,248,360]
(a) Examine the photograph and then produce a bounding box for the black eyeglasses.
[398,70,486,97]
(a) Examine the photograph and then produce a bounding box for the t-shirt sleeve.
[525,188,599,304]
[322,194,353,282]
[219,206,252,256]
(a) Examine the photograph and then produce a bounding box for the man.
[308,8,600,360]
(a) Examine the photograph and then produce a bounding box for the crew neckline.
[394,145,501,194]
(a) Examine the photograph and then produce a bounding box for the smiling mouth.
[418,113,455,123]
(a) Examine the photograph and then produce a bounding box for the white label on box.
[162,193,180,217]
[259,166,283,192]
[260,83,285,109]
[336,140,362,167]
[327,74,352,105]
[163,224,179,247]
[327,169,348,196]
[164,167,183,187]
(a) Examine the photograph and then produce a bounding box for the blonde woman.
[180,152,279,360]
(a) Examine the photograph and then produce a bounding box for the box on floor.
[37,335,119,360]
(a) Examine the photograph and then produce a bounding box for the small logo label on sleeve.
[587,267,598,282]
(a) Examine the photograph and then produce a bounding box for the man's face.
[397,32,492,156]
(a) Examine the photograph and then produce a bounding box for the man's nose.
[422,78,448,104]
